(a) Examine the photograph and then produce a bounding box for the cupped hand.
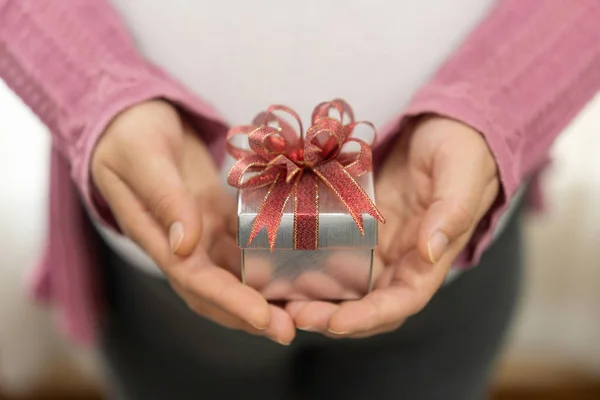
[91,100,295,344]
[287,116,499,337]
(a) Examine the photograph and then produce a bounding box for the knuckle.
[450,202,474,234]
[148,190,178,221]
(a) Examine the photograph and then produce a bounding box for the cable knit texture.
[1,0,599,344]
[402,0,600,264]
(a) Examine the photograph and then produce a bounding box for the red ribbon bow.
[227,99,385,251]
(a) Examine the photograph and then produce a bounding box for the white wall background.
[0,81,100,396]
[504,93,600,374]
[0,80,599,394]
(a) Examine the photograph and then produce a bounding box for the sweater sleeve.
[0,0,229,224]
[374,0,600,266]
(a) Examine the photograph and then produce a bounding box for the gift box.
[227,100,385,301]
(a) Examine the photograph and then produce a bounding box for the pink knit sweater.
[1,0,599,344]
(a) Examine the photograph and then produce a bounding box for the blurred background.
[0,80,599,399]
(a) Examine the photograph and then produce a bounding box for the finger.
[292,271,353,300]
[376,206,400,264]
[374,265,395,289]
[260,280,296,300]
[290,300,403,339]
[265,305,297,345]
[113,145,202,257]
[196,191,237,251]
[326,285,419,335]
[97,169,272,330]
[209,234,241,275]
[94,168,171,265]
[329,229,475,335]
[189,302,290,343]
[326,250,434,334]
[374,180,421,266]
[180,290,251,331]
[227,210,239,238]
[208,186,238,219]
[288,301,339,332]
[243,257,274,291]
[417,150,493,264]
[373,187,404,265]
[384,209,420,265]
[285,301,308,320]
[197,202,227,250]
[329,320,404,339]
[169,252,272,330]
[179,287,295,345]
[322,251,379,295]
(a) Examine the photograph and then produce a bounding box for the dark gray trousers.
[98,205,523,400]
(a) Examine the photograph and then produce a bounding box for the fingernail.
[427,230,449,264]
[169,221,185,253]
[251,323,268,331]
[297,326,317,332]
[328,328,351,335]
[273,338,290,346]
[249,308,269,331]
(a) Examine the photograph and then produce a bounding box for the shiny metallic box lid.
[237,172,378,249]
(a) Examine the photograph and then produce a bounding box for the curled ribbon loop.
[227,99,386,251]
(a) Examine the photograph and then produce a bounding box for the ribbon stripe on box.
[227,99,385,251]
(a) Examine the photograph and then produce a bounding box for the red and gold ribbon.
[227,99,385,251]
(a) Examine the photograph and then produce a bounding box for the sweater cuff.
[71,65,229,230]
[375,87,521,267]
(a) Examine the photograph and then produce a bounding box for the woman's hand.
[91,100,295,345]
[288,116,499,337]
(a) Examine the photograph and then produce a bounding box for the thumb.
[417,155,486,265]
[120,152,202,257]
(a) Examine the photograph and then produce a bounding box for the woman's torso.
[97,0,496,276]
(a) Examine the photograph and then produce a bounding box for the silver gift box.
[236,172,378,301]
